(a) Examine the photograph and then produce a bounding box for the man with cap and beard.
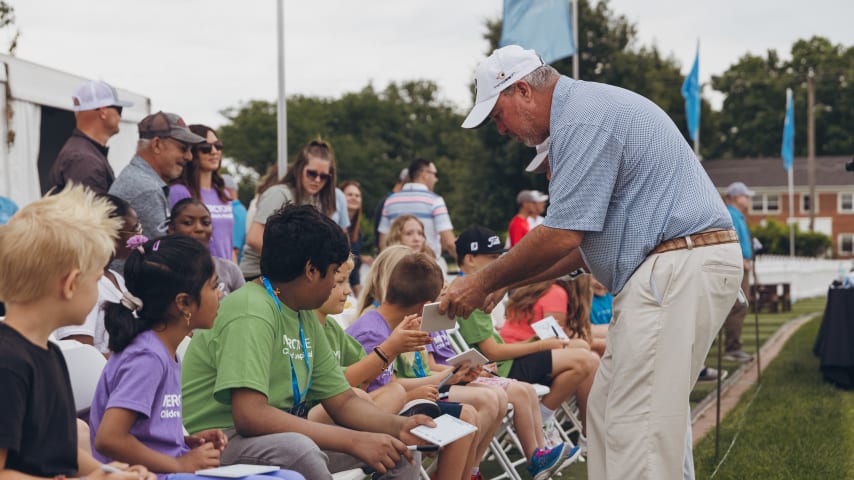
[109,111,205,239]
[441,45,743,480]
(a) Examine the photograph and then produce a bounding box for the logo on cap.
[470,242,479,252]
[488,236,500,248]
[495,72,505,80]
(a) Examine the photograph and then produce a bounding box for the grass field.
[478,296,830,479]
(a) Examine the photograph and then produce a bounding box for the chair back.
[55,340,107,415]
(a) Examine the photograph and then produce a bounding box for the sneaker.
[398,399,441,418]
[543,418,563,447]
[723,350,754,363]
[698,367,729,383]
[527,443,582,480]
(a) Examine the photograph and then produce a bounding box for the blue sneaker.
[527,443,582,480]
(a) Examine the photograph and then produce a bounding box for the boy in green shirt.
[182,205,431,479]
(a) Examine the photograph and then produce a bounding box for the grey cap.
[138,111,205,144]
[516,190,548,204]
[727,181,755,197]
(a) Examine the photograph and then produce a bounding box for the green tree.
[710,36,853,159]
[751,218,832,257]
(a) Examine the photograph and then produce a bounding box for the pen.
[483,367,499,377]
[550,325,566,347]
[407,444,440,452]
[436,365,461,390]
[101,465,122,473]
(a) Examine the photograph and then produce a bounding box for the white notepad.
[420,302,457,332]
[530,316,569,340]
[410,413,478,447]
[446,348,489,368]
[195,465,280,478]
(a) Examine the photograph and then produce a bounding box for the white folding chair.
[55,339,107,417]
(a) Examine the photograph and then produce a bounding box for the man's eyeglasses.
[100,105,123,115]
[197,141,223,154]
[305,169,331,182]
[162,137,191,153]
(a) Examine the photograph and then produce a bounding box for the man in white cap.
[47,80,133,194]
[442,45,743,479]
[723,181,756,363]
[508,189,548,247]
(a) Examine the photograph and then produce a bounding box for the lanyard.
[413,350,426,378]
[261,276,312,407]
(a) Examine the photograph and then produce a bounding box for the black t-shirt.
[0,323,78,476]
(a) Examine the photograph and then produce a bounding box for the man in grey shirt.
[109,111,204,239]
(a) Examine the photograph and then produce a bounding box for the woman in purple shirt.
[169,125,233,260]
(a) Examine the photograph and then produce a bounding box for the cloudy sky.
[8,0,853,129]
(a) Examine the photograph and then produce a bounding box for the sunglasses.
[162,137,191,153]
[197,141,223,154]
[305,169,331,182]
[100,105,123,115]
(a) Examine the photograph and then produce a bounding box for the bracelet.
[373,346,389,366]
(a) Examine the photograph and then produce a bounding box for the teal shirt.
[727,204,752,260]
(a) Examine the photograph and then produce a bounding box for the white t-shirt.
[53,270,127,353]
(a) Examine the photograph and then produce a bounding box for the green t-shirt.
[456,309,513,378]
[181,282,350,433]
[321,317,367,372]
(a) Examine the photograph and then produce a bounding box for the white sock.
[471,467,479,476]
[539,403,555,425]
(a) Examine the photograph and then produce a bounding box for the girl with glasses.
[241,138,346,281]
[168,124,234,261]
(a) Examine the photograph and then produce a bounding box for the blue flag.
[500,0,575,64]
[782,88,795,171]
[681,44,700,143]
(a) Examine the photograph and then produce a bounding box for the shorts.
[507,350,553,386]
[437,400,463,418]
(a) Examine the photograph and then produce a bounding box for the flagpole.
[276,0,287,179]
[571,0,579,79]
[788,167,795,257]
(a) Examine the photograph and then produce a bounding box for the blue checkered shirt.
[543,76,732,294]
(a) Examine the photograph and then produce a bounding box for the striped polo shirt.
[543,76,732,294]
[378,183,453,258]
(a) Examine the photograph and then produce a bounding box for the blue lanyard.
[413,350,426,378]
[261,276,312,407]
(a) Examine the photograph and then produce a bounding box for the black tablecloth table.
[813,287,854,389]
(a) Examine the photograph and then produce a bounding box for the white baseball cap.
[72,80,133,112]
[526,137,550,173]
[461,45,545,129]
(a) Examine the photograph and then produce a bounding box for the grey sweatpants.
[221,428,421,480]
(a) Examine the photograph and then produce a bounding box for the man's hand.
[439,274,488,319]
[347,431,414,474]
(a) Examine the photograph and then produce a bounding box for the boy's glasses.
[197,142,223,154]
[305,169,331,182]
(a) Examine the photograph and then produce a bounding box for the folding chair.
[55,339,107,420]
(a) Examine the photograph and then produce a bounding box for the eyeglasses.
[305,169,331,182]
[100,105,123,115]
[197,141,223,154]
[119,223,143,235]
[162,137,191,153]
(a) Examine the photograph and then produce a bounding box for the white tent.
[0,53,150,208]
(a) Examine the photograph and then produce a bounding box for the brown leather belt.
[651,229,738,255]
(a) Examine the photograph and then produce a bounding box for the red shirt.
[508,215,530,247]
[500,285,568,343]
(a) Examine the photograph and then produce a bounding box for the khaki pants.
[586,243,742,480]
[723,268,750,352]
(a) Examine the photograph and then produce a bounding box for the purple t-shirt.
[346,310,395,392]
[169,184,234,260]
[89,330,189,470]
[426,331,457,366]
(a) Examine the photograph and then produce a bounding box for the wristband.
[373,346,389,366]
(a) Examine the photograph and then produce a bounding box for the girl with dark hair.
[168,124,234,260]
[168,198,245,295]
[54,194,139,355]
[241,138,347,280]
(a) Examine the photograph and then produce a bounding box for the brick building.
[703,156,854,258]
